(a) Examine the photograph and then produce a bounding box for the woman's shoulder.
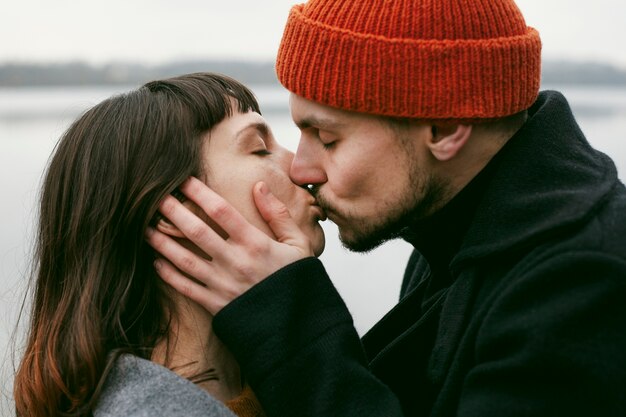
[94,353,236,417]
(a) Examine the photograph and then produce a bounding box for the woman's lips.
[311,203,327,221]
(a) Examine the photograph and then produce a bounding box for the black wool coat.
[214,91,626,416]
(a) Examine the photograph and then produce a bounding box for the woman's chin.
[311,228,326,257]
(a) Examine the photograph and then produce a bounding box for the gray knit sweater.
[94,354,236,417]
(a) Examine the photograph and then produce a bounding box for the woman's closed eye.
[239,131,272,156]
[251,135,272,156]
[253,148,272,156]
[235,120,274,156]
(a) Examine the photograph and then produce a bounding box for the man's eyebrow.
[295,116,344,131]
[235,121,270,140]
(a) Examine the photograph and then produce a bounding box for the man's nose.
[289,139,327,186]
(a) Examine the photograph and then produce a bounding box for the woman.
[13,73,325,417]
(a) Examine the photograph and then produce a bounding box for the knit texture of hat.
[276,0,542,120]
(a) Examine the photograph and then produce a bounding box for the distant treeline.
[1,59,626,87]
[0,60,279,87]
[542,60,626,85]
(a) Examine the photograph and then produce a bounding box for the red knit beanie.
[276,0,542,120]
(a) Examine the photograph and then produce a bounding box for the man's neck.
[401,129,508,299]
[440,126,513,208]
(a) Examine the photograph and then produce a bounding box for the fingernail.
[154,259,162,270]
[145,227,155,237]
[258,182,269,195]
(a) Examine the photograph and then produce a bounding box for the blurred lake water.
[1,84,626,411]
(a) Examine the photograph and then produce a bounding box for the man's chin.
[335,207,418,253]
[338,227,397,253]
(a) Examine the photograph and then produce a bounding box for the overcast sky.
[2,0,625,68]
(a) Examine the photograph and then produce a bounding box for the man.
[148,0,626,415]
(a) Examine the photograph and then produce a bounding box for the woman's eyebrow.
[235,122,270,141]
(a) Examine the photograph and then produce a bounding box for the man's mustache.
[307,185,335,216]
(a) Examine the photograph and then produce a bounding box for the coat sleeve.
[457,251,626,417]
[213,257,404,417]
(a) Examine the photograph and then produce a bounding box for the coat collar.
[450,90,618,271]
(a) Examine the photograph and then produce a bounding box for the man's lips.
[307,187,327,221]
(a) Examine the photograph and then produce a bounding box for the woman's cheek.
[209,174,260,226]
[262,166,294,201]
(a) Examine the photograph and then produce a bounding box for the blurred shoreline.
[2,59,626,88]
[0,60,280,88]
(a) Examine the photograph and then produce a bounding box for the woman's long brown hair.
[13,73,260,417]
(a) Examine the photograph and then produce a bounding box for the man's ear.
[427,124,473,161]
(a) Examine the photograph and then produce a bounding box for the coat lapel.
[362,275,446,415]
[362,265,480,415]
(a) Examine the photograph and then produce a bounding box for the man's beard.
[311,172,449,253]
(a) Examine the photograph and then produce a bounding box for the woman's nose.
[276,145,295,172]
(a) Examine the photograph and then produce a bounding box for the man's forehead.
[289,94,366,130]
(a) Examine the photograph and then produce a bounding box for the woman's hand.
[146,177,313,314]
